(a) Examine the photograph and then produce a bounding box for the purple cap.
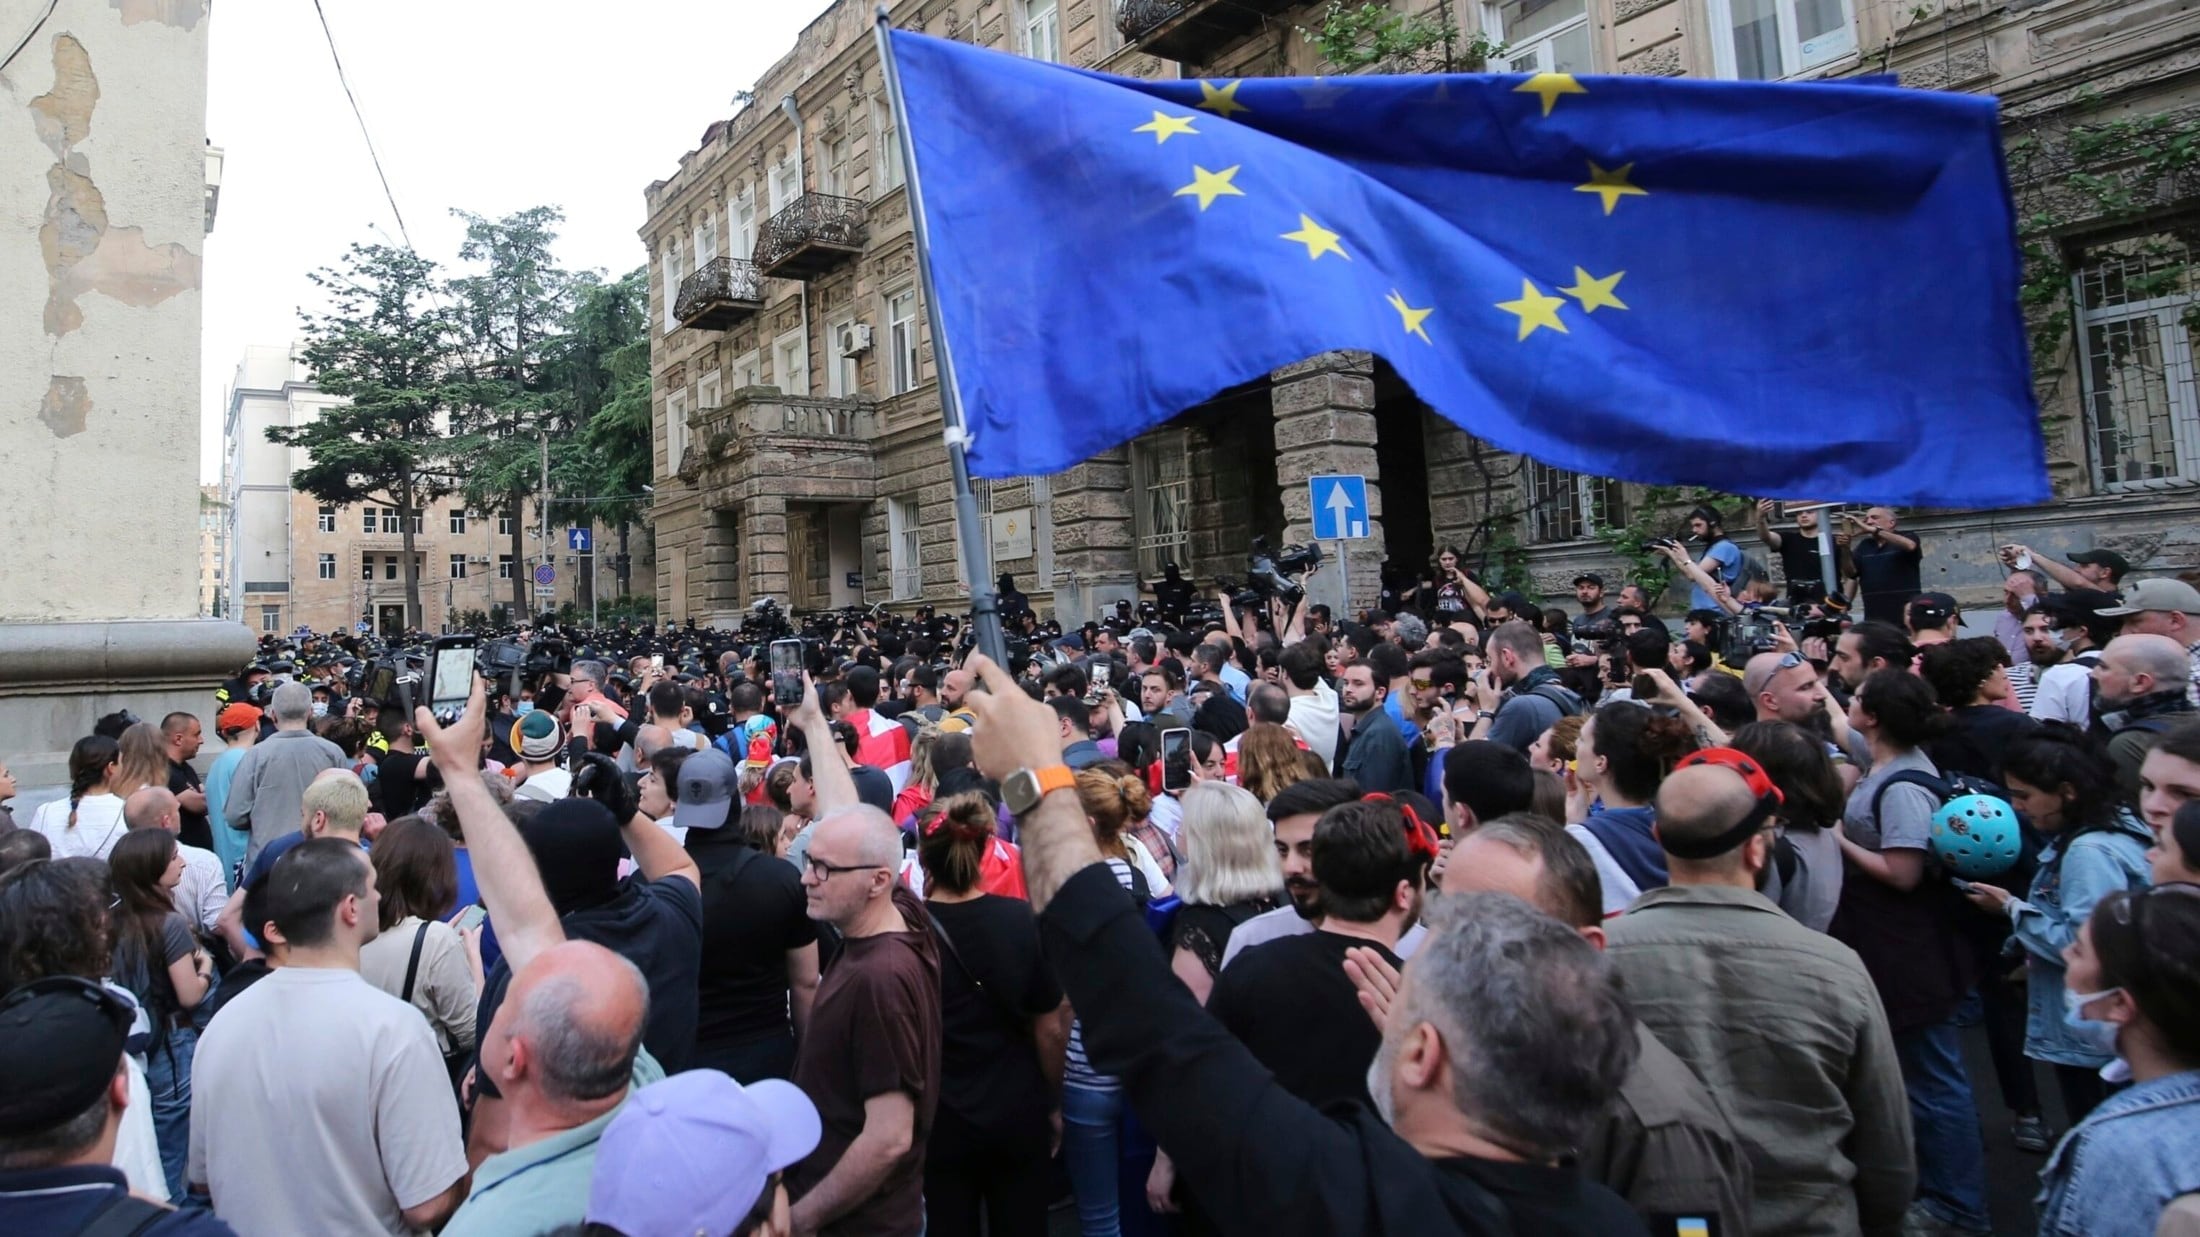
[586,1070,820,1237]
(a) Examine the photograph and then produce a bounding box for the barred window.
[2077,234,2200,489]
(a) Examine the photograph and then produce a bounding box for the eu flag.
[887,30,2045,508]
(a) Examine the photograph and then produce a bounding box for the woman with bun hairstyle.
[1080,763,1174,899]
[920,792,1069,1237]
[1564,701,1700,915]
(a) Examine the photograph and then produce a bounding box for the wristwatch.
[1002,764,1077,816]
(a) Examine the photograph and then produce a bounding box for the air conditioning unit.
[468,555,490,566]
[837,323,873,357]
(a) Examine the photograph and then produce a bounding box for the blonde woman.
[1166,782,1284,1003]
[891,722,945,829]
[111,721,170,799]
[1236,723,1310,805]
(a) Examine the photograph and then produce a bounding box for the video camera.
[1245,536,1325,606]
[1714,603,1845,665]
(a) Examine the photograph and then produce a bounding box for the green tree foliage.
[271,243,461,629]
[561,269,654,598]
[447,206,586,616]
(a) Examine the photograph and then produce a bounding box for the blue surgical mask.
[2062,985,2125,1057]
[515,700,536,716]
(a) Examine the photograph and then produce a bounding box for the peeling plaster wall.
[0,0,211,622]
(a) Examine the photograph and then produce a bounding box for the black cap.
[1572,572,1605,588]
[1907,591,1959,624]
[2068,548,2133,578]
[0,978,131,1137]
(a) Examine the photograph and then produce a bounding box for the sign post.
[1308,474,1371,615]
[569,528,595,626]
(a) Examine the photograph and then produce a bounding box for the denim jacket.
[2038,1069,2200,1237]
[2005,816,2152,1067]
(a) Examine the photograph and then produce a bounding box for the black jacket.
[1039,864,1645,1236]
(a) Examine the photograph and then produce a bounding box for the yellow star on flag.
[1174,164,1245,211]
[1134,111,1199,144]
[1196,80,1250,118]
[1559,267,1627,312]
[1575,161,1647,216]
[1281,214,1348,261]
[1386,290,1434,343]
[1496,279,1569,341]
[1514,72,1587,117]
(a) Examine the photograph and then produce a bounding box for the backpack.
[1867,769,2011,822]
[1522,682,1583,718]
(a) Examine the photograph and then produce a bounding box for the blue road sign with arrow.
[567,527,592,552]
[1309,474,1369,541]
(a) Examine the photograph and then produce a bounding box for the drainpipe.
[781,92,813,403]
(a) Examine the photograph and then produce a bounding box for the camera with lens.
[1245,536,1325,606]
[1717,608,1789,665]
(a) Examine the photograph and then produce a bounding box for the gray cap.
[673,748,737,831]
[2097,578,2200,618]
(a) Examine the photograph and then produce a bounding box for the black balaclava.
[517,798,623,915]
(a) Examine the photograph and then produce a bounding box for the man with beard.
[1208,799,1428,1110]
[1753,500,1841,604]
[2030,590,2121,726]
[1336,661,1413,794]
[1217,779,1362,968]
[1829,621,1914,701]
[1459,620,1582,754]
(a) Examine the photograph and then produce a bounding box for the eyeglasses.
[1409,678,1433,690]
[803,858,885,882]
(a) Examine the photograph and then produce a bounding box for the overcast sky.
[199,0,828,481]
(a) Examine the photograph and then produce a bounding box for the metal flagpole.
[873,6,1009,669]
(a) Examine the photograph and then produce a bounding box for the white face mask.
[311,701,328,718]
[2062,985,2125,1058]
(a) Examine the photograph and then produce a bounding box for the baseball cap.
[0,977,133,1138]
[2069,548,2134,578]
[673,748,737,831]
[217,702,264,733]
[1572,572,1606,587]
[1906,591,1960,626]
[586,1070,821,1237]
[2098,577,2200,618]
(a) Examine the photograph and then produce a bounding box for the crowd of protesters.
[1,505,2198,1237]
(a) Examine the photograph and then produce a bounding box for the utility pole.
[537,430,550,620]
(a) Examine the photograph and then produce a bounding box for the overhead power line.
[310,0,413,250]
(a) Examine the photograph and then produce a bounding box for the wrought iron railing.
[673,257,763,323]
[1117,0,1194,40]
[753,193,868,270]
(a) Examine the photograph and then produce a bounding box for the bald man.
[124,785,228,935]
[788,806,941,1236]
[1413,815,1750,1234]
[1604,761,1913,1237]
[440,941,661,1237]
[2094,632,2200,803]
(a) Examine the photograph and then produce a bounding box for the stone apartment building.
[645,0,2200,626]
[223,344,655,636]
[200,484,226,618]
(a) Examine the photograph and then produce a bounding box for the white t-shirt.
[513,767,573,803]
[2030,661,2094,726]
[29,793,127,860]
[190,966,467,1237]
[174,843,230,935]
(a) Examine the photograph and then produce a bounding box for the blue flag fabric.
[888,30,2044,508]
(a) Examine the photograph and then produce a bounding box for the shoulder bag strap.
[923,906,1031,1036]
[400,919,430,1005]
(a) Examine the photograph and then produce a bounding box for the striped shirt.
[1063,858,1138,1091]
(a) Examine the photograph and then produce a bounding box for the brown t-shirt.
[789,885,942,1237]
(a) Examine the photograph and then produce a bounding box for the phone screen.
[650,654,664,669]
[1092,663,1109,690]
[770,639,805,707]
[1161,727,1192,793]
[428,636,478,712]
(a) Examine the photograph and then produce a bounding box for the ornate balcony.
[1117,0,1297,64]
[674,257,764,331]
[753,193,868,280]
